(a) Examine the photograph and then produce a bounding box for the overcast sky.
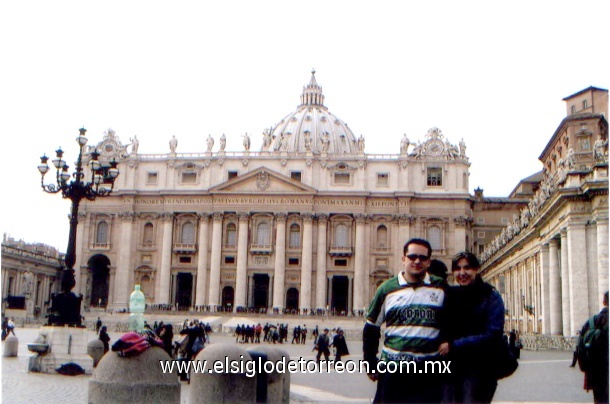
[1,1,608,251]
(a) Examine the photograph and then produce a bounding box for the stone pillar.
[195,213,210,307]
[157,213,174,305]
[208,212,224,307]
[567,223,589,336]
[315,214,328,310]
[453,216,467,253]
[235,212,250,310]
[560,229,571,336]
[74,211,87,296]
[107,268,116,308]
[247,274,254,307]
[353,214,366,312]
[300,213,314,311]
[328,276,333,309]
[268,274,274,310]
[114,212,135,309]
[548,238,562,334]
[397,215,412,275]
[586,223,598,314]
[539,244,551,334]
[347,275,353,313]
[597,218,609,308]
[272,213,287,310]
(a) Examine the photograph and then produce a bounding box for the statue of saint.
[400,134,410,153]
[219,134,226,151]
[169,135,178,153]
[304,131,311,150]
[206,134,214,152]
[262,129,273,151]
[594,135,608,163]
[21,271,33,295]
[358,134,365,151]
[321,132,330,152]
[459,138,466,157]
[242,133,251,151]
[130,136,139,154]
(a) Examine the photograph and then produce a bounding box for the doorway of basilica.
[88,254,110,308]
[286,287,299,311]
[222,286,234,310]
[175,273,192,309]
[252,274,269,309]
[331,275,349,313]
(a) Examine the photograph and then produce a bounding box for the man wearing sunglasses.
[363,238,448,403]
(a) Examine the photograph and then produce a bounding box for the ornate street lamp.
[38,127,119,326]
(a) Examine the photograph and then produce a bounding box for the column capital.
[77,211,88,220]
[274,212,287,221]
[355,213,368,224]
[540,243,550,252]
[453,216,469,227]
[316,213,329,223]
[560,227,568,236]
[212,211,224,221]
[301,212,314,222]
[197,212,211,221]
[118,211,136,221]
[238,212,250,221]
[396,214,415,225]
[160,212,174,222]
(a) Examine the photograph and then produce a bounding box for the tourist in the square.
[1,317,7,340]
[314,328,331,364]
[99,325,110,354]
[301,325,307,344]
[7,317,16,336]
[438,251,505,403]
[577,291,608,404]
[331,328,349,362]
[159,323,174,358]
[363,238,448,403]
[95,317,102,333]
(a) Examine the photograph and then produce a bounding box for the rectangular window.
[290,171,302,182]
[147,172,158,184]
[288,258,299,266]
[228,171,238,180]
[377,173,389,186]
[334,172,350,185]
[427,167,442,186]
[142,255,152,263]
[225,256,235,264]
[179,256,191,264]
[334,259,347,267]
[583,99,588,109]
[571,105,576,115]
[478,244,485,255]
[182,172,197,184]
[477,231,486,239]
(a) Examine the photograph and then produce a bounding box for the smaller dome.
[265,70,359,154]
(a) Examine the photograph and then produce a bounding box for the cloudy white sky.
[1,1,608,251]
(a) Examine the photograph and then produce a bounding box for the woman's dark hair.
[451,251,480,271]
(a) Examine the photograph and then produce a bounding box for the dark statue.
[47,268,84,327]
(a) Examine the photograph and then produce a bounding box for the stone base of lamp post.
[28,326,93,375]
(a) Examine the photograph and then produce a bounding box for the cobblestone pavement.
[2,326,595,403]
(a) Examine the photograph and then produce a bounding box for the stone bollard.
[274,347,291,404]
[190,343,256,404]
[3,335,19,357]
[87,339,105,367]
[88,347,179,403]
[247,346,289,403]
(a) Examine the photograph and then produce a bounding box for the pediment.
[209,167,317,194]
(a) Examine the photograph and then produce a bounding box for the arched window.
[428,225,441,250]
[289,224,301,248]
[335,224,349,247]
[377,225,388,248]
[143,223,154,244]
[257,222,271,245]
[226,223,237,246]
[181,222,195,244]
[96,221,108,244]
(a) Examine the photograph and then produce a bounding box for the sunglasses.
[406,254,430,262]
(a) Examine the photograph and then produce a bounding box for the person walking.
[363,238,448,403]
[331,328,349,362]
[438,251,506,403]
[7,317,16,336]
[99,325,111,354]
[315,328,331,364]
[95,317,102,333]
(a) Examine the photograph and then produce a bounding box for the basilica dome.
[263,70,359,154]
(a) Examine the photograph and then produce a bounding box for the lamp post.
[38,127,119,326]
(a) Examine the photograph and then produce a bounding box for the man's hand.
[367,372,378,382]
[439,342,450,356]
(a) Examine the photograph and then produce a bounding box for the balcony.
[328,245,353,257]
[250,244,273,255]
[173,243,197,254]
[138,243,156,251]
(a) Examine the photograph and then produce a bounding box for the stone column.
[195,213,210,307]
[208,212,224,307]
[396,215,413,275]
[108,268,116,308]
[567,223,589,335]
[353,214,367,312]
[548,238,562,334]
[586,223,598,314]
[114,212,135,309]
[158,213,174,305]
[74,211,87,296]
[453,216,467,253]
[597,218,609,307]
[560,229,571,336]
[234,212,250,310]
[315,214,328,310]
[328,275,333,310]
[247,274,254,307]
[272,213,287,310]
[539,244,551,334]
[300,213,314,311]
[348,275,353,313]
[268,274,274,310]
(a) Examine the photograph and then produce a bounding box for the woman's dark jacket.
[446,276,505,374]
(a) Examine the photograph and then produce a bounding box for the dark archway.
[222,286,234,310]
[332,275,349,313]
[88,254,111,307]
[286,287,299,310]
[175,273,193,309]
[253,274,269,309]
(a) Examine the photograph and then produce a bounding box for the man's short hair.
[403,238,432,257]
